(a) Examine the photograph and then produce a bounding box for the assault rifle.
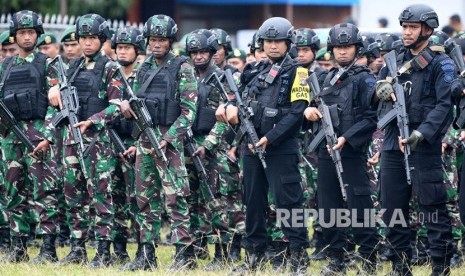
[307,73,347,201]
[445,38,465,128]
[116,67,174,181]
[49,55,88,178]
[377,50,413,184]
[0,101,56,175]
[184,129,209,182]
[108,128,134,164]
[204,69,267,169]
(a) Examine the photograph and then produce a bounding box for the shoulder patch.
[440,59,456,84]
[291,67,310,103]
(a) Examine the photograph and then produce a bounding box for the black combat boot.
[56,225,70,247]
[2,236,29,263]
[412,236,430,266]
[88,240,112,268]
[310,232,328,261]
[0,228,10,253]
[59,238,87,265]
[431,256,451,276]
[228,234,242,262]
[265,241,288,270]
[450,241,462,268]
[29,234,58,264]
[110,236,130,265]
[193,235,209,260]
[387,255,412,276]
[204,243,229,271]
[230,249,266,275]
[320,250,346,275]
[168,244,197,271]
[120,242,157,271]
[289,247,310,276]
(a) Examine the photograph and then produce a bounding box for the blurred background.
[0,0,463,50]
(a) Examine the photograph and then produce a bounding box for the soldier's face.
[190,50,210,68]
[2,44,19,58]
[79,35,101,57]
[402,22,432,48]
[254,49,268,62]
[148,36,170,59]
[263,39,287,61]
[15,29,37,52]
[39,44,60,59]
[213,45,226,65]
[227,57,245,72]
[116,44,137,64]
[333,45,356,66]
[296,46,315,66]
[317,60,336,71]
[63,41,82,61]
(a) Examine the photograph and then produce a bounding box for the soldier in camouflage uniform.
[210,28,239,74]
[183,29,236,270]
[0,10,60,263]
[0,30,14,252]
[108,26,145,265]
[119,14,198,271]
[48,14,126,268]
[60,27,82,63]
[0,30,19,61]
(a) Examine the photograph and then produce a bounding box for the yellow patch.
[291,67,310,103]
[45,36,51,44]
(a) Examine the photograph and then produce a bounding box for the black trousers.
[380,150,453,262]
[242,153,308,251]
[317,154,379,257]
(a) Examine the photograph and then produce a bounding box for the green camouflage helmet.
[185,29,219,54]
[210,28,233,53]
[10,10,44,37]
[75,14,111,40]
[60,26,77,43]
[294,28,320,51]
[0,30,14,46]
[111,26,146,52]
[143,14,178,41]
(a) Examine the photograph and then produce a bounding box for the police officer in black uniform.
[229,17,310,275]
[375,4,454,275]
[304,23,379,275]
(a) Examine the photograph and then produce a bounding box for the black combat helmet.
[361,35,380,59]
[10,10,44,37]
[327,23,363,51]
[294,28,320,51]
[185,29,219,54]
[75,14,110,42]
[257,17,294,43]
[143,14,178,42]
[111,26,146,52]
[399,4,439,29]
[429,31,449,46]
[375,33,401,52]
[248,32,262,53]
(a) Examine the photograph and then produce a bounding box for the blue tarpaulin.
[177,0,358,6]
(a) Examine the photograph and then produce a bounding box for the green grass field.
[0,242,459,276]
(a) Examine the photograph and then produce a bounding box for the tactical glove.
[406,130,423,151]
[376,78,394,101]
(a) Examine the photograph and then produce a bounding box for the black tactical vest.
[321,66,370,135]
[136,55,187,126]
[245,56,295,137]
[191,66,223,135]
[67,56,110,121]
[2,53,48,120]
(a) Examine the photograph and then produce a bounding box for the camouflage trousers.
[1,141,58,237]
[63,140,116,240]
[135,140,192,245]
[187,149,236,244]
[217,150,245,237]
[299,153,321,234]
[53,127,69,237]
[0,150,9,230]
[111,152,135,241]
